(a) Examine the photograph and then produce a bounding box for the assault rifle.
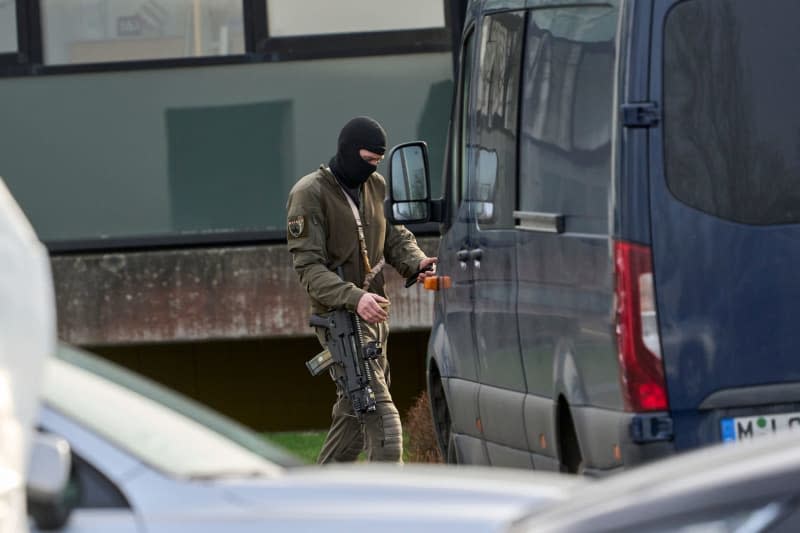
[305,308,382,417]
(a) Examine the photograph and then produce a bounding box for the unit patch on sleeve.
[287,215,306,239]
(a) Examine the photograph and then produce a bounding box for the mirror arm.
[430,198,446,223]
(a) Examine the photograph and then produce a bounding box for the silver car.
[30,344,578,532]
[510,430,800,533]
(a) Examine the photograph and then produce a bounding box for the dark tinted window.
[468,11,524,229]
[518,6,617,234]
[664,0,800,225]
[458,30,477,204]
[70,453,130,509]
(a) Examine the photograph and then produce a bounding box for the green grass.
[264,431,327,464]
[264,430,411,464]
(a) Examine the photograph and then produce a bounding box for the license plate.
[721,412,800,442]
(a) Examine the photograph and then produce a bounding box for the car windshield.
[42,343,301,478]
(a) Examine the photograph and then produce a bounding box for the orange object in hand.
[423,276,452,291]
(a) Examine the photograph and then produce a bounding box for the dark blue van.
[385,0,800,474]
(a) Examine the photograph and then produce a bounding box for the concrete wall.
[53,237,439,346]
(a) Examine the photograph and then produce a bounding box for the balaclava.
[329,116,387,188]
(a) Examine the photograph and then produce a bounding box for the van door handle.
[513,210,565,234]
[456,249,469,270]
[469,248,483,269]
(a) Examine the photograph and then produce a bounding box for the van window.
[517,6,617,234]
[468,11,525,229]
[664,0,800,225]
[457,30,476,206]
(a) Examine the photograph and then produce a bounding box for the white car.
[0,176,57,533]
[32,344,580,532]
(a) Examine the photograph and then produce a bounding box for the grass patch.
[264,430,415,464]
[264,431,327,464]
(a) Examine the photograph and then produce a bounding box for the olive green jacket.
[286,165,426,315]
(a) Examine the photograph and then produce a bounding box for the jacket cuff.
[345,287,367,312]
[400,253,427,279]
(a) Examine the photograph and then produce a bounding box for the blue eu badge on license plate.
[721,418,737,443]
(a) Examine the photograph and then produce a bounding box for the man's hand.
[357,293,390,324]
[416,257,439,283]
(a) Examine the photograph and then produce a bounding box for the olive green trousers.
[315,320,403,463]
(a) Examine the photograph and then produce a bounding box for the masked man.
[287,116,437,463]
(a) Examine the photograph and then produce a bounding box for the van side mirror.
[385,141,432,224]
[27,433,74,530]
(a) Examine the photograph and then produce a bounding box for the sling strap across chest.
[335,178,385,291]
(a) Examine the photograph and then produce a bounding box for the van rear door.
[648,0,800,446]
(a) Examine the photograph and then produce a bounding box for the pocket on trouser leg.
[366,403,403,463]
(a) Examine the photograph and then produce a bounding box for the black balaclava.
[329,116,387,188]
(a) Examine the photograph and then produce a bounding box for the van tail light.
[614,241,668,412]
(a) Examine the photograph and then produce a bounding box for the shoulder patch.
[288,215,307,239]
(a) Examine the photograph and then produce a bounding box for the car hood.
[143,464,581,533]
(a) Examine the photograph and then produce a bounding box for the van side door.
[515,4,621,471]
[466,10,531,467]
[435,26,488,464]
